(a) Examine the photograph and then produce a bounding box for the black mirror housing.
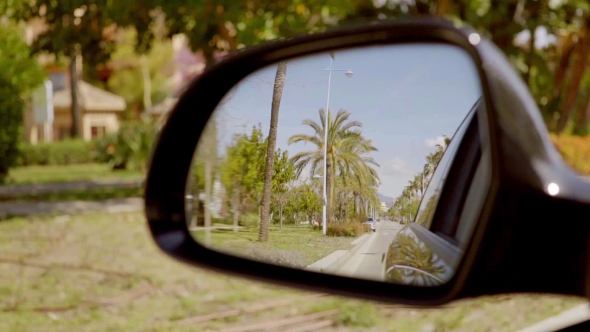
[144,17,590,305]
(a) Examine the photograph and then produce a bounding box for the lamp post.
[322,54,353,236]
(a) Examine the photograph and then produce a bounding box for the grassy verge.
[191,224,359,268]
[0,212,584,331]
[0,187,143,203]
[4,163,143,185]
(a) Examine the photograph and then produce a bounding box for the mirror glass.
[186,43,485,286]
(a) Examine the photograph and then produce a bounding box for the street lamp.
[321,54,353,236]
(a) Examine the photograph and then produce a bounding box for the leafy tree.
[259,61,287,242]
[270,149,295,230]
[0,24,45,183]
[285,182,322,226]
[7,1,155,137]
[106,29,174,116]
[155,0,357,63]
[220,125,266,230]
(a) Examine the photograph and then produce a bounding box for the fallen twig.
[174,293,327,326]
[0,257,151,281]
[283,319,334,332]
[218,309,339,332]
[0,257,155,313]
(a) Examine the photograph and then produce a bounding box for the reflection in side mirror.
[186,43,485,287]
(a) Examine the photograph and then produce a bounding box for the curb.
[322,231,375,274]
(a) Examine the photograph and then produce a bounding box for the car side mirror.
[145,18,590,306]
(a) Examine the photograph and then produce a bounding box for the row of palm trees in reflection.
[191,108,382,233]
[388,136,451,223]
[384,230,449,286]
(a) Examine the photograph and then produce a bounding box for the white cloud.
[382,157,411,176]
[425,136,446,148]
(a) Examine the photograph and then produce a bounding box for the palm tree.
[259,61,288,242]
[288,108,380,224]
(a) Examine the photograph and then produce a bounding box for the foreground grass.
[0,212,583,332]
[191,225,358,268]
[4,163,143,185]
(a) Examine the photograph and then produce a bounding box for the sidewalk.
[0,178,144,199]
[0,197,144,219]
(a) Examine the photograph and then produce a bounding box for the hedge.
[19,139,96,166]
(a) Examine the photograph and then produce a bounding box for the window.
[91,126,106,138]
[50,73,67,92]
[414,101,478,230]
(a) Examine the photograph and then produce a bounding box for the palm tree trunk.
[326,159,333,225]
[573,93,590,136]
[259,61,287,242]
[69,47,82,138]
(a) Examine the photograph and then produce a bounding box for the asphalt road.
[335,220,405,281]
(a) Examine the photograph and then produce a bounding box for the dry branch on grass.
[175,293,327,326]
[283,319,335,332]
[218,309,339,332]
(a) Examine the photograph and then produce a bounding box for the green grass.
[4,163,144,185]
[191,224,358,268]
[0,212,584,331]
[1,187,144,203]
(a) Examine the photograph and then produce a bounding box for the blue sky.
[211,43,482,199]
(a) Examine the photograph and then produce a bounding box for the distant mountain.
[378,193,394,208]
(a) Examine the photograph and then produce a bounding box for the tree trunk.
[69,48,82,138]
[553,32,576,99]
[326,159,333,225]
[259,62,288,242]
[524,25,537,85]
[573,93,590,136]
[557,20,590,133]
[232,188,241,232]
[203,117,217,244]
[204,149,212,245]
[279,202,283,230]
[435,0,450,16]
[141,54,152,112]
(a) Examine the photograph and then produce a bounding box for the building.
[22,19,127,143]
[24,70,127,143]
[380,202,388,213]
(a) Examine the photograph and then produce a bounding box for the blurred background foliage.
[2,0,590,182]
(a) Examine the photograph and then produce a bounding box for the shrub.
[326,222,368,237]
[93,120,159,171]
[19,139,94,166]
[550,134,590,175]
[0,83,25,183]
[0,25,45,183]
[240,213,259,228]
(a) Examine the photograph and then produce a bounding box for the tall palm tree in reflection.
[288,109,380,224]
[259,61,288,242]
[384,232,447,286]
